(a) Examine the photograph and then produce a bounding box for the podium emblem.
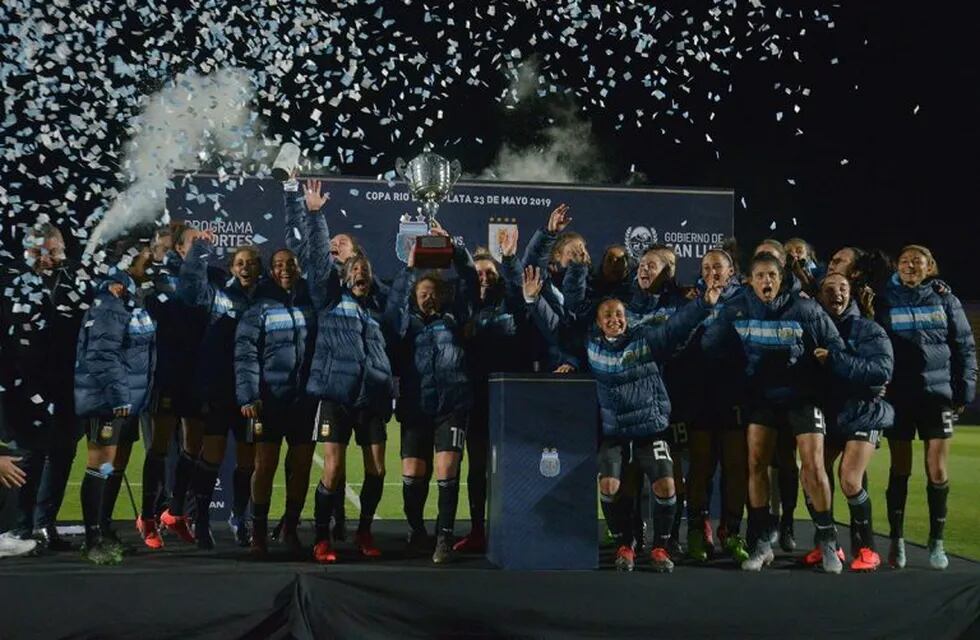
[539,448,560,478]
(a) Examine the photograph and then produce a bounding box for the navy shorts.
[691,405,744,431]
[888,399,955,442]
[599,437,673,484]
[86,415,141,446]
[249,397,316,445]
[203,401,248,442]
[400,410,468,458]
[746,403,826,437]
[315,400,387,446]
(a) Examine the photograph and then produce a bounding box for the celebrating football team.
[0,175,975,574]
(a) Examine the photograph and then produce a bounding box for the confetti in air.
[0,0,854,288]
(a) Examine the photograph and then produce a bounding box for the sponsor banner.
[167,174,733,284]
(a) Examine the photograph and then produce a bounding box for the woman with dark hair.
[748,242,802,552]
[804,273,895,571]
[291,179,394,564]
[876,245,976,570]
[168,235,262,549]
[707,252,846,573]
[684,249,751,564]
[145,223,218,546]
[527,264,722,573]
[454,229,528,554]
[521,204,592,369]
[235,242,316,557]
[386,224,476,564]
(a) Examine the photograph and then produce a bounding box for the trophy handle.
[449,159,462,184]
[395,157,408,180]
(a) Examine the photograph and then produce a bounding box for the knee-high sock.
[233,466,253,520]
[252,502,270,544]
[436,477,460,537]
[170,451,196,516]
[779,462,799,525]
[747,506,770,549]
[846,488,873,551]
[886,472,909,539]
[191,459,221,530]
[333,481,346,529]
[652,494,678,551]
[99,469,124,533]
[601,493,632,548]
[862,472,874,542]
[141,452,166,520]
[670,492,684,541]
[402,475,427,533]
[358,474,384,534]
[314,482,340,541]
[81,467,108,547]
[927,481,949,541]
[467,463,488,530]
[813,509,837,544]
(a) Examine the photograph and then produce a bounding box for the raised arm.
[305,181,342,311]
[283,181,310,267]
[642,297,712,361]
[384,266,417,340]
[522,203,571,269]
[176,235,217,309]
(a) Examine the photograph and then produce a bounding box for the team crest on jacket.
[624,226,658,260]
[539,448,560,478]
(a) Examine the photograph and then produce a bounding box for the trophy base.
[413,235,454,269]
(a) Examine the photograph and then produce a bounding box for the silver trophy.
[272,142,302,182]
[395,152,462,227]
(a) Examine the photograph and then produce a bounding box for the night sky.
[1,2,976,296]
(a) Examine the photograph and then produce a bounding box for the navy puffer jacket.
[145,251,214,396]
[690,278,747,413]
[177,238,256,406]
[823,300,894,433]
[75,271,156,417]
[708,284,845,407]
[234,278,315,406]
[623,279,700,423]
[584,299,711,439]
[876,274,977,406]
[464,254,530,381]
[386,264,472,417]
[303,200,393,414]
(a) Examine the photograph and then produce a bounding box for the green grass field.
[60,424,980,559]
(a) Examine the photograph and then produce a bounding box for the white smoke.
[481,59,608,184]
[479,108,609,184]
[86,68,258,252]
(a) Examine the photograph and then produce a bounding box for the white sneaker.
[741,540,774,571]
[928,539,949,571]
[0,531,38,559]
[889,538,907,569]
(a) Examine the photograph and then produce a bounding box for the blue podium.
[486,373,598,570]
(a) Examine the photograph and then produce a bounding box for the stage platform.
[1,520,979,639]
